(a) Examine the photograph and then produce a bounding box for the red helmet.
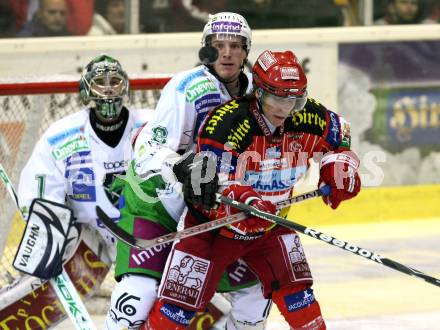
[253,50,307,99]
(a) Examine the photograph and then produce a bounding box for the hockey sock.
[143,299,196,330]
[272,284,326,330]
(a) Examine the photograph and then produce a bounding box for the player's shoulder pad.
[129,109,152,147]
[175,66,207,94]
[289,98,327,136]
[291,98,351,150]
[199,98,253,151]
[44,109,88,147]
[130,108,154,128]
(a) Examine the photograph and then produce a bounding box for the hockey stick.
[218,195,440,288]
[0,164,97,330]
[273,185,330,209]
[95,185,330,250]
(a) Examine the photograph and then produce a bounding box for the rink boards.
[287,183,440,226]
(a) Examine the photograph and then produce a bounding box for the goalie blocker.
[0,226,112,329]
[13,198,81,280]
[11,199,230,330]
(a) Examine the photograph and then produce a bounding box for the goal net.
[0,76,169,293]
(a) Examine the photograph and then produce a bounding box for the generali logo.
[161,251,210,308]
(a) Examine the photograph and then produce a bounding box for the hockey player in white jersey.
[107,12,272,330]
[18,54,150,265]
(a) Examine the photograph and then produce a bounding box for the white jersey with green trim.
[133,65,252,174]
[18,108,151,240]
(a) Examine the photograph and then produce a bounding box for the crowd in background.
[0,0,439,38]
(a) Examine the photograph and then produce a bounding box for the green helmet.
[79,54,129,122]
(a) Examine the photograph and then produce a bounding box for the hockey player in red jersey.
[144,50,361,329]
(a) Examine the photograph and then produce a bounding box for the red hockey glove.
[222,184,276,234]
[318,151,361,209]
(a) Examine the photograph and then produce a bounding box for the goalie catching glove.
[319,151,361,209]
[220,184,276,235]
[172,151,219,209]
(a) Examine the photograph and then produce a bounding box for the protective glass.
[264,90,308,113]
[207,35,247,52]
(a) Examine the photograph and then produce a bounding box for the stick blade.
[95,206,142,249]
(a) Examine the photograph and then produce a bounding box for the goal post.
[0,76,170,289]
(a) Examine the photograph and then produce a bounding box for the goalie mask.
[80,54,129,123]
[202,12,252,53]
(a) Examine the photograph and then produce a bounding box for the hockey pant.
[105,274,271,330]
[149,222,325,329]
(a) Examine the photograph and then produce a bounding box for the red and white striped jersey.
[197,96,351,204]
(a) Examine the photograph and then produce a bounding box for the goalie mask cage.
[0,76,170,292]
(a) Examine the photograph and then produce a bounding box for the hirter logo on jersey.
[204,99,239,135]
[292,108,326,135]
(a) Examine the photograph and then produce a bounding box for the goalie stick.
[217,194,440,288]
[0,164,97,330]
[95,185,330,250]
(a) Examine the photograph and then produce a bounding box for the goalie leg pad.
[13,198,79,279]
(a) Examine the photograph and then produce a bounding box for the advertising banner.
[338,41,440,185]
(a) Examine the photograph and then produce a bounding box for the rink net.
[0,76,169,294]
